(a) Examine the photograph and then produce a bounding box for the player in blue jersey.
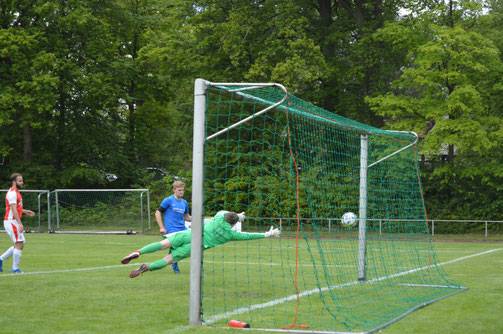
[155,180,191,273]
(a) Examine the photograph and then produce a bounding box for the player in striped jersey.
[0,173,35,273]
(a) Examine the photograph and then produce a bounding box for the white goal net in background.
[48,189,151,233]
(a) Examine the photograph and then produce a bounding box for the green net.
[200,83,464,333]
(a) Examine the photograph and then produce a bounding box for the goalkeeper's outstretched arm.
[225,212,281,241]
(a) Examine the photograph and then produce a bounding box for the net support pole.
[140,191,144,233]
[37,192,42,231]
[147,190,151,231]
[55,190,60,230]
[46,191,51,231]
[189,78,207,327]
[358,134,369,281]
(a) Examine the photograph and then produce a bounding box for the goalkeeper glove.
[264,226,281,238]
[237,212,246,223]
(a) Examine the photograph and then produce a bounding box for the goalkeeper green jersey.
[203,210,265,249]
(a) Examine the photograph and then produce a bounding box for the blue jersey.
[159,195,189,234]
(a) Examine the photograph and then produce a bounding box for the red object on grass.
[229,320,250,328]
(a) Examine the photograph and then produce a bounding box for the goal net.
[48,189,150,233]
[190,80,465,333]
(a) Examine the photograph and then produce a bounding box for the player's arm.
[155,207,167,234]
[228,226,280,241]
[227,213,280,241]
[10,203,24,233]
[184,201,192,222]
[23,209,35,217]
[228,229,265,241]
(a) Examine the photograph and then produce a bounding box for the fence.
[267,217,503,237]
[1,194,501,236]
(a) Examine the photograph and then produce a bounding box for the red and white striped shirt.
[4,187,23,221]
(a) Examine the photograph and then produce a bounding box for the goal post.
[189,78,207,326]
[358,134,368,281]
[190,79,465,333]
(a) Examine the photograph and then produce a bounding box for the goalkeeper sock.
[139,242,162,255]
[149,259,169,271]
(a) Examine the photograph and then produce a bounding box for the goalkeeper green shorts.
[165,229,192,262]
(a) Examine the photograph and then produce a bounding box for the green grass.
[431,233,503,242]
[0,234,501,333]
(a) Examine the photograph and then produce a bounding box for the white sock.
[12,249,22,270]
[0,246,14,261]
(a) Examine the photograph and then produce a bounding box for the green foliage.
[0,0,503,220]
[367,2,503,219]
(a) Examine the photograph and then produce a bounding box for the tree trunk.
[23,124,32,162]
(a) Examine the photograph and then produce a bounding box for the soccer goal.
[0,189,50,232]
[48,189,151,234]
[189,79,466,333]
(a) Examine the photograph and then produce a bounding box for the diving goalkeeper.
[121,210,280,278]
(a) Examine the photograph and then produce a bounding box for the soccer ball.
[341,212,357,227]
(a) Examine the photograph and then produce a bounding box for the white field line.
[0,263,137,277]
[0,261,408,276]
[204,261,412,270]
[36,240,139,245]
[218,244,487,253]
[2,248,498,278]
[204,248,502,324]
[398,283,462,289]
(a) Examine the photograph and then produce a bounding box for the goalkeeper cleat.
[172,262,180,274]
[0,259,3,272]
[121,251,140,264]
[130,264,149,278]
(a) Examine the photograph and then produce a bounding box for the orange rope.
[280,101,421,327]
[282,109,310,330]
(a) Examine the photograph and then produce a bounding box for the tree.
[367,1,503,218]
[0,2,59,163]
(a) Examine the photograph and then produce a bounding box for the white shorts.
[3,220,25,243]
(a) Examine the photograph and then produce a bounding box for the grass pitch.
[0,233,501,334]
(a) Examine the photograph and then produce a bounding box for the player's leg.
[169,231,191,274]
[0,246,14,272]
[11,241,24,273]
[121,238,172,264]
[1,221,16,271]
[130,240,192,278]
[3,221,25,273]
[130,253,173,278]
[163,231,183,273]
